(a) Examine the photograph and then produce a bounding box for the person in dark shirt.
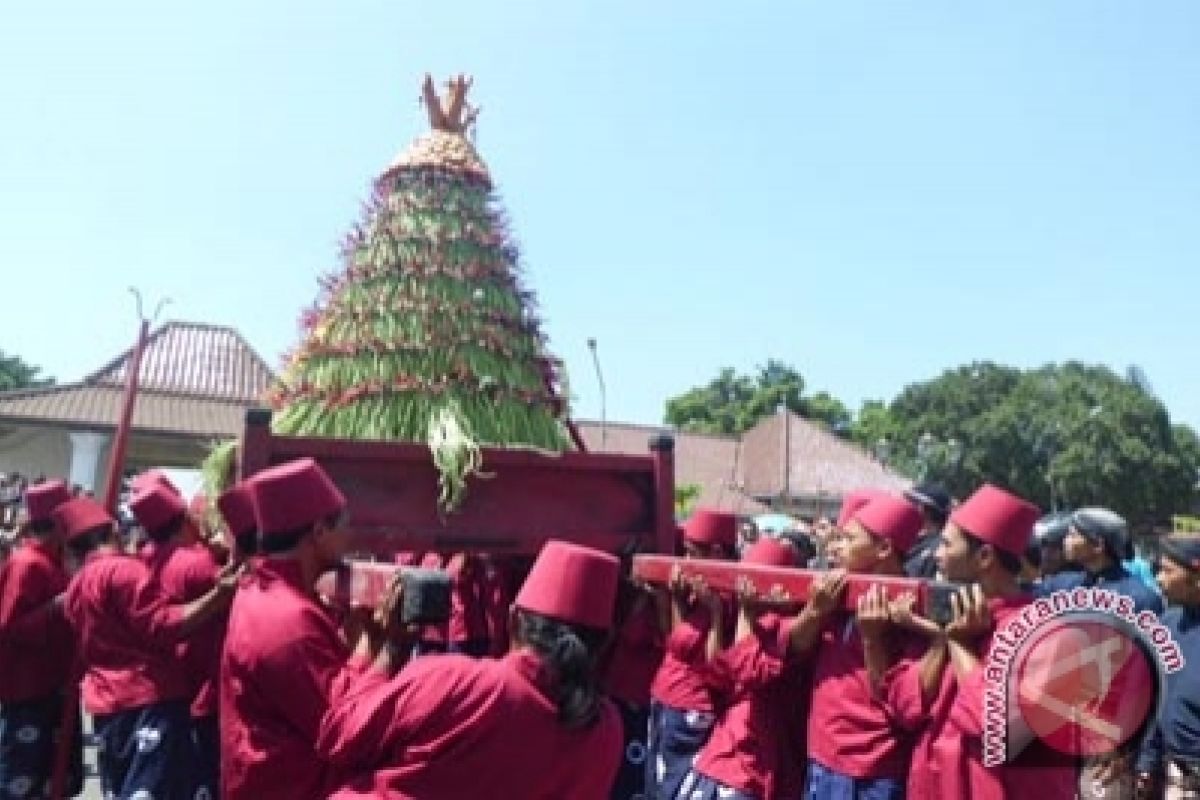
[1037,507,1163,614]
[901,483,952,579]
[1037,507,1164,798]
[1136,535,1200,799]
[1033,511,1074,578]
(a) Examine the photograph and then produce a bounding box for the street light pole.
[586,338,607,448]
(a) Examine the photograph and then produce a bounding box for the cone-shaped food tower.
[210,75,571,511]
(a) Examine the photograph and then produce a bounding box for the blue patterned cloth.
[0,692,82,800]
[93,700,204,800]
[805,760,904,800]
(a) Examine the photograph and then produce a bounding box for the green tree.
[882,361,1198,526]
[664,360,849,436]
[0,351,52,391]
[803,391,852,434]
[675,483,702,518]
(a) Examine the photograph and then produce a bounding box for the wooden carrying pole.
[50,309,153,800]
[632,554,955,621]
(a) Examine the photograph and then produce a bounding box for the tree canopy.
[850,361,1199,527]
[664,360,850,436]
[662,358,1199,527]
[0,350,52,392]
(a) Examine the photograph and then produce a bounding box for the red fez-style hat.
[217,483,257,539]
[853,496,925,556]
[837,489,887,530]
[950,484,1039,557]
[683,509,738,549]
[129,484,187,534]
[53,497,115,541]
[742,537,799,568]
[250,458,346,536]
[514,540,620,630]
[25,479,71,524]
[130,469,180,497]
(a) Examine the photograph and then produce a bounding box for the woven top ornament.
[383,74,490,187]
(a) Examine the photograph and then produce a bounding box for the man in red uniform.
[0,479,82,799]
[220,457,379,800]
[883,483,1077,799]
[129,481,226,797]
[602,567,666,800]
[680,537,803,800]
[647,511,738,800]
[316,539,625,799]
[799,494,927,798]
[56,494,236,799]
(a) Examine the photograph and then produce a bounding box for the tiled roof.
[575,420,771,515]
[0,385,249,438]
[741,411,911,498]
[0,321,275,438]
[87,321,275,404]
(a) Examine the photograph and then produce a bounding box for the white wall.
[0,426,72,483]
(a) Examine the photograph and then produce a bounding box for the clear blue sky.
[2,1,1198,430]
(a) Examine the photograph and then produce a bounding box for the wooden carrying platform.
[316,556,958,621]
[238,408,677,558]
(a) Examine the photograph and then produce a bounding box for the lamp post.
[586,338,606,448]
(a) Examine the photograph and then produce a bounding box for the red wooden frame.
[315,561,402,607]
[238,409,677,557]
[632,555,941,615]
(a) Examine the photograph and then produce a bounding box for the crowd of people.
[0,462,1198,799]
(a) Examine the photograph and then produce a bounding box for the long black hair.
[513,609,609,730]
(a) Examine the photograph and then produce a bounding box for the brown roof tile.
[88,321,275,404]
[742,411,911,499]
[0,385,250,438]
[575,420,771,515]
[0,321,275,438]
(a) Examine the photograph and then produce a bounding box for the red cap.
[250,458,346,536]
[217,484,257,539]
[130,469,180,497]
[25,479,71,524]
[514,540,620,630]
[837,489,887,529]
[742,537,798,568]
[950,484,1039,557]
[129,484,187,534]
[53,497,114,541]
[683,509,737,549]
[853,496,924,555]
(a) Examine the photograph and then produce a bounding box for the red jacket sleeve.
[0,559,60,647]
[876,639,936,732]
[664,608,708,660]
[180,549,219,601]
[109,558,189,643]
[707,618,787,697]
[263,606,375,746]
[573,701,625,800]
[316,664,408,770]
[948,663,987,737]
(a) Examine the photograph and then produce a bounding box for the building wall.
[0,426,72,482]
[0,424,212,494]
